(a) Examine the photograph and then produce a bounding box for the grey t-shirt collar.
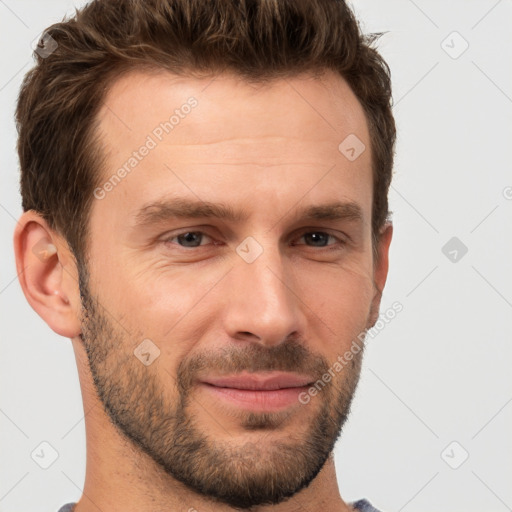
[57,499,383,512]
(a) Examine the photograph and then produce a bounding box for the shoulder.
[56,503,76,512]
[350,498,386,512]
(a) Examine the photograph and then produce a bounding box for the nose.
[222,244,305,347]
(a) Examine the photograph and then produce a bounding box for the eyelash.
[161,230,347,251]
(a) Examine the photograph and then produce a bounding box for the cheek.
[298,261,375,337]
[110,263,226,344]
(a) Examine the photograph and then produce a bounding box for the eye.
[161,230,346,251]
[163,231,213,248]
[294,231,345,248]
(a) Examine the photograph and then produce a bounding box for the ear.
[368,222,393,327]
[13,211,82,338]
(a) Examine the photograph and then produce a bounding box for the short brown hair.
[16,0,396,264]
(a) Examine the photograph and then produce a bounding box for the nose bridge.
[224,239,302,345]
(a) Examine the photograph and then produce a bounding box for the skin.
[14,69,392,512]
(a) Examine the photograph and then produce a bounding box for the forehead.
[92,68,372,228]
[96,68,370,162]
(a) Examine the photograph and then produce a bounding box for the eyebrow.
[132,197,364,227]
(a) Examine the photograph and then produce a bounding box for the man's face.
[79,69,386,508]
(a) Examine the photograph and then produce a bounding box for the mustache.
[176,338,329,393]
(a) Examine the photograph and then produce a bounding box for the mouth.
[198,372,314,412]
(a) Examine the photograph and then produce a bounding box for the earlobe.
[13,211,82,338]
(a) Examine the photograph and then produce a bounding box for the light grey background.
[1,1,511,511]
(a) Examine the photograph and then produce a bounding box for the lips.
[199,372,314,391]
[198,372,315,412]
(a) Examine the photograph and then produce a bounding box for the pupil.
[306,233,328,246]
[178,232,201,247]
